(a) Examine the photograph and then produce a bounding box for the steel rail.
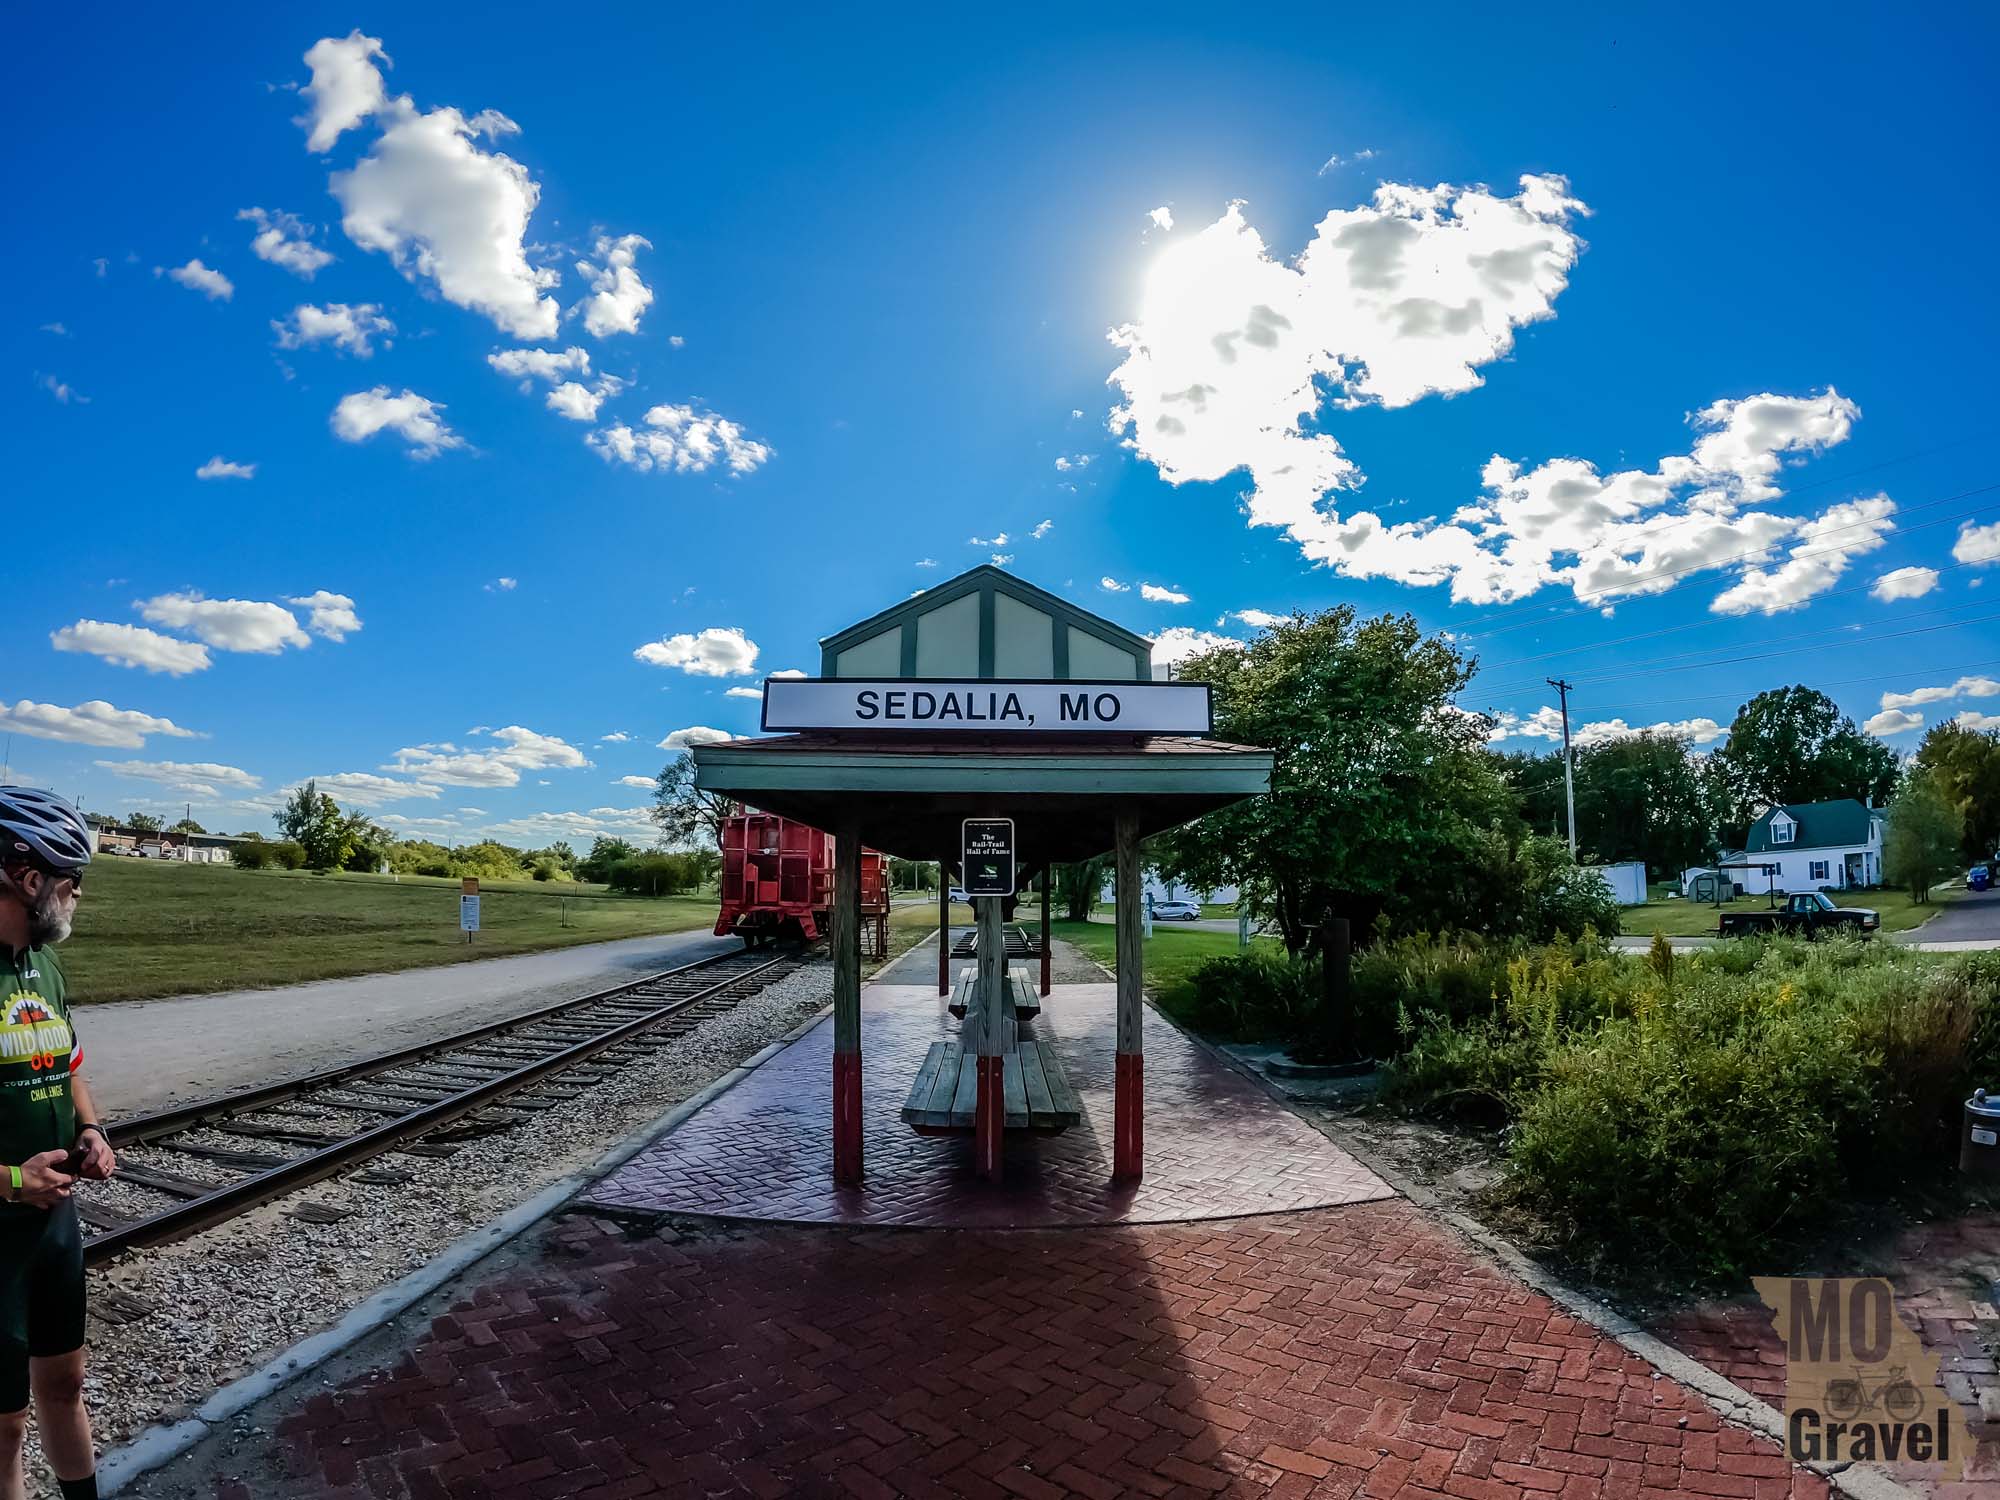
[84,950,793,1265]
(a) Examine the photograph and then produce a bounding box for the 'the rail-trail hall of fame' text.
[1753,1277,1971,1478]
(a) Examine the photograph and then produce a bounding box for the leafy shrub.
[230,842,272,870]
[267,841,307,870]
[608,852,701,897]
[1182,948,1319,1039]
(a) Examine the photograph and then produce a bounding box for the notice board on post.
[961,819,1015,898]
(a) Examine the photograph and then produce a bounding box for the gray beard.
[26,886,73,947]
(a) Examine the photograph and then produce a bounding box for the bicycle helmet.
[0,787,94,872]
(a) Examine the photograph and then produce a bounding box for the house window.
[1771,820,1794,844]
[1809,860,1829,882]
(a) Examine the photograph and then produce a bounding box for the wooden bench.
[948,971,1040,1022]
[898,1036,1081,1134]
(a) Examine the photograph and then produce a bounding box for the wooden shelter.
[692,566,1272,1185]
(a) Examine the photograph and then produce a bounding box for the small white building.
[1734,799,1884,893]
[1584,861,1649,906]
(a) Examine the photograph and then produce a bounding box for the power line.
[1476,656,2000,721]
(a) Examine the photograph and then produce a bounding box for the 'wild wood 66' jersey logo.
[1,993,74,1074]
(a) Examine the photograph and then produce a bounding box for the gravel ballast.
[24,962,835,1498]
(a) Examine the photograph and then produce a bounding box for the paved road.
[1900,883,2000,944]
[79,927,741,1117]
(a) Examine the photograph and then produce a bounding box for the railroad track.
[83,948,802,1266]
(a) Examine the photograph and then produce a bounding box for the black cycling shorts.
[0,1201,85,1411]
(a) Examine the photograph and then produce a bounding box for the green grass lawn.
[1050,918,1276,1015]
[59,857,721,1002]
[1617,886,1954,937]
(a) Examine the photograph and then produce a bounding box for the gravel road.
[77,927,741,1116]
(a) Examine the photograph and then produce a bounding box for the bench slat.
[1019,1041,1056,1125]
[1009,974,1041,1021]
[1002,1051,1029,1129]
[1033,1040,1082,1125]
[924,1041,964,1127]
[947,1046,978,1124]
[901,1041,950,1120]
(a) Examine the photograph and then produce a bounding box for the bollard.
[1961,1088,2000,1177]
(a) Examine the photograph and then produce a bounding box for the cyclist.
[0,788,114,1500]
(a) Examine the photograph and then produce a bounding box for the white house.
[1725,799,1884,894]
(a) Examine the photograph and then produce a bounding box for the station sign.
[761,678,1211,734]
[961,818,1015,897]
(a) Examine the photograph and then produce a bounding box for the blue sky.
[5,6,1998,845]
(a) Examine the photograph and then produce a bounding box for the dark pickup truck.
[1718,890,1880,938]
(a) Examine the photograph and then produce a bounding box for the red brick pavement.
[1654,1209,2000,1497]
[583,983,1393,1228]
[205,1199,1837,1500]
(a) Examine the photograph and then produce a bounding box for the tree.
[340,815,393,873]
[1152,608,1521,954]
[1711,686,1897,834]
[170,817,206,835]
[274,780,354,870]
[650,753,738,849]
[1883,770,1964,902]
[1054,856,1110,921]
[127,812,163,833]
[1571,732,1718,876]
[1491,750,1568,840]
[577,836,639,885]
[1912,721,2000,864]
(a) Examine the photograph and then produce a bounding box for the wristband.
[76,1123,103,1141]
[6,1165,18,1198]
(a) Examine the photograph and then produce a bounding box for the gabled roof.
[818,564,1153,660]
[1745,799,1878,852]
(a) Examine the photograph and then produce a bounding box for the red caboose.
[714,811,889,955]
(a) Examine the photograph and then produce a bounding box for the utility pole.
[1547,677,1577,857]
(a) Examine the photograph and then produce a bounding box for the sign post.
[460,876,480,944]
[960,819,1015,898]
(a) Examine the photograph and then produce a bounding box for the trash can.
[1962,1089,2000,1176]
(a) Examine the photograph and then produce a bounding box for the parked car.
[1718,890,1879,939]
[1151,899,1201,921]
[947,887,969,903]
[1970,866,1992,893]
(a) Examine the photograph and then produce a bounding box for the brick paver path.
[583,983,1393,1228]
[202,1203,1836,1499]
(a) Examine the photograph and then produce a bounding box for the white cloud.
[589,405,770,476]
[632,627,758,677]
[1317,149,1377,175]
[1955,711,2000,732]
[614,774,655,789]
[51,621,211,676]
[162,259,234,301]
[1953,521,2000,567]
[306,771,441,807]
[574,234,654,337]
[990,553,1013,565]
[1140,582,1190,604]
[1099,577,1130,592]
[38,375,86,404]
[600,731,630,742]
[237,208,333,277]
[769,668,806,679]
[287,590,362,641]
[546,380,608,422]
[1054,454,1094,472]
[1708,494,1896,616]
[1031,519,1053,540]
[1871,566,1940,602]
[328,77,559,338]
[97,759,262,794]
[1234,608,1284,628]
[1488,707,1727,747]
[462,807,658,846]
[487,346,590,386]
[0,699,200,749]
[915,558,939,568]
[137,592,310,654]
[330,387,462,458]
[1864,709,1925,738]
[1150,627,1244,678]
[39,323,66,336]
[1147,206,1173,232]
[297,30,390,152]
[970,533,1009,547]
[274,302,394,356]
[1881,676,2000,711]
[724,686,762,699]
[486,577,517,592]
[384,725,589,788]
[659,725,732,751]
[196,457,256,480]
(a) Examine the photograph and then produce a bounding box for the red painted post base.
[974,1054,1004,1181]
[1113,1052,1143,1181]
[833,1051,863,1184]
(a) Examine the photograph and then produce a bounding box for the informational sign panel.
[762,678,1211,735]
[460,894,481,933]
[961,819,1016,898]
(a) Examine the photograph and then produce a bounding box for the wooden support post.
[974,892,1006,1181]
[1040,864,1052,998]
[831,818,863,1185]
[937,858,950,997]
[1113,809,1144,1182]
